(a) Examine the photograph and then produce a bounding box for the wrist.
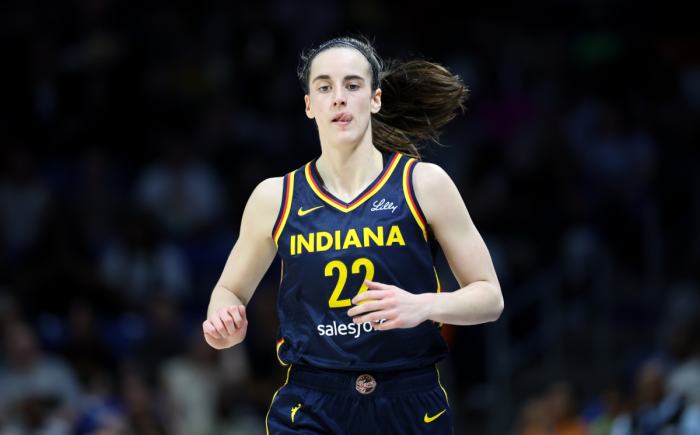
[420,292,440,322]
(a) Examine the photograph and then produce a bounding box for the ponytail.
[373,59,468,159]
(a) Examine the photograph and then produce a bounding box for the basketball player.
[202,37,503,434]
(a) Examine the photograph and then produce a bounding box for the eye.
[318,85,330,93]
[347,83,360,91]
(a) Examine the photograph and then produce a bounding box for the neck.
[315,140,384,203]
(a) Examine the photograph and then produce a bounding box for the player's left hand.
[346,280,434,331]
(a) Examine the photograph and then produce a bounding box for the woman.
[202,36,503,434]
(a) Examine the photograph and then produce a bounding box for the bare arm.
[414,162,503,325]
[348,162,503,329]
[203,176,283,349]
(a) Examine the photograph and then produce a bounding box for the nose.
[332,87,346,107]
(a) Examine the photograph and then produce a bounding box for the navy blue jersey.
[271,151,448,371]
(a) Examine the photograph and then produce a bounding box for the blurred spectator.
[121,365,167,435]
[512,382,586,435]
[610,359,693,435]
[134,139,225,238]
[564,100,655,194]
[98,211,191,305]
[72,148,128,254]
[133,295,186,388]
[547,382,587,435]
[583,383,627,435]
[73,371,126,435]
[0,321,80,434]
[0,293,24,333]
[61,300,115,389]
[0,149,50,259]
[159,331,220,435]
[666,314,700,406]
[512,396,554,435]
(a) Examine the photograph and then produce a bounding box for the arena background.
[1,1,698,434]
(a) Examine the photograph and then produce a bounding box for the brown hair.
[298,36,468,159]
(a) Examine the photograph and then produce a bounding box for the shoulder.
[411,161,464,224]
[242,177,286,226]
[238,176,287,238]
[252,176,285,198]
[412,161,453,194]
[247,176,285,211]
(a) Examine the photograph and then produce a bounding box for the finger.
[347,300,384,317]
[374,318,400,331]
[210,315,229,337]
[228,306,243,329]
[203,320,222,339]
[352,290,387,305]
[237,305,248,329]
[218,310,237,335]
[353,310,392,325]
[364,280,392,290]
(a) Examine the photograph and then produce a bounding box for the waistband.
[288,364,440,395]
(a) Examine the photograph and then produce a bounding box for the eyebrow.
[311,74,366,84]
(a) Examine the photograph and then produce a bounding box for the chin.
[319,122,369,146]
[320,128,358,144]
[336,134,366,147]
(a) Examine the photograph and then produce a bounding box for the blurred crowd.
[1,0,699,434]
[510,315,700,435]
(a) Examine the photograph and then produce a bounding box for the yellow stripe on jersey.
[434,267,442,293]
[273,172,295,246]
[304,153,402,212]
[402,158,428,241]
[265,364,293,435]
[434,267,444,328]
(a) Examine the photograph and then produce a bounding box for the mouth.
[332,113,353,125]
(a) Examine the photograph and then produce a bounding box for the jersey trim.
[433,267,442,294]
[265,364,293,435]
[304,152,402,212]
[403,158,428,241]
[434,267,443,328]
[272,172,295,246]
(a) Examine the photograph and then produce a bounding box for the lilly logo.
[370,198,398,213]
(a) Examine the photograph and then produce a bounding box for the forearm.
[423,281,503,326]
[207,285,245,318]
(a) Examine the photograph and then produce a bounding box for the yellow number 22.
[324,258,375,308]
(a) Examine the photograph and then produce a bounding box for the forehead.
[309,47,372,81]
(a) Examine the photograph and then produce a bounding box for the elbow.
[489,291,504,322]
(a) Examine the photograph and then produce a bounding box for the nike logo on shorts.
[424,409,447,423]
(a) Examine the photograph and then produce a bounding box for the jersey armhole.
[405,159,443,327]
[402,158,429,241]
[271,171,295,247]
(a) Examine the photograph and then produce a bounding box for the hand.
[346,280,434,331]
[202,305,248,349]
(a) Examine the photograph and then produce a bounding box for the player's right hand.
[202,305,248,350]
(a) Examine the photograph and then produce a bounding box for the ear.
[370,88,382,114]
[304,95,314,119]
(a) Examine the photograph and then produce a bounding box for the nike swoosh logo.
[424,409,447,423]
[297,205,324,216]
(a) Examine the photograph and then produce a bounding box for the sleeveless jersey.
[271,151,449,371]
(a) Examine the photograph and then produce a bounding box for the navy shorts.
[265,364,453,434]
